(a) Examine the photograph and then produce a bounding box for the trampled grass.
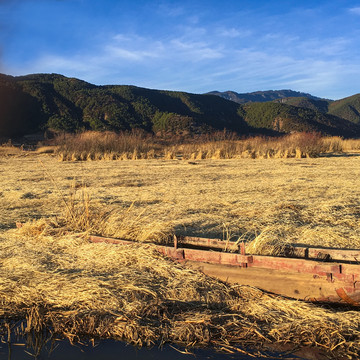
[1,153,359,249]
[1,227,360,358]
[1,152,360,357]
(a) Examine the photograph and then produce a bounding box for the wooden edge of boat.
[14,223,360,306]
[177,235,360,262]
[86,233,360,307]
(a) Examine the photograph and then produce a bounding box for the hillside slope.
[328,94,360,125]
[242,102,358,136]
[0,73,250,137]
[1,73,359,138]
[207,90,322,104]
[210,88,360,130]
[272,97,331,113]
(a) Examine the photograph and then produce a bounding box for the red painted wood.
[250,255,342,275]
[89,235,134,245]
[183,248,252,266]
[78,233,360,305]
[13,222,360,305]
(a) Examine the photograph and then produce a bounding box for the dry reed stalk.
[342,139,360,151]
[245,226,293,256]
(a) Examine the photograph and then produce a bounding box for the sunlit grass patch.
[1,228,360,357]
[53,131,357,161]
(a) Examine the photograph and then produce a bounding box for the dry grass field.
[1,152,360,358]
[1,153,359,249]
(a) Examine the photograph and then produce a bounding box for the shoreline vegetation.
[44,131,360,160]
[1,131,360,358]
[2,130,360,160]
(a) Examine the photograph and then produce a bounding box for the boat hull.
[87,234,360,306]
[186,260,360,304]
[15,223,360,306]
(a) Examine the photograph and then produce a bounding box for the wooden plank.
[157,246,185,260]
[183,248,253,266]
[89,235,134,245]
[250,255,342,275]
[86,234,359,277]
[185,261,359,305]
[15,223,360,263]
[179,235,360,262]
[14,223,360,262]
[307,247,360,262]
[179,236,239,252]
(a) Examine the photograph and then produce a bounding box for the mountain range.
[210,89,360,126]
[1,73,360,139]
[206,90,323,104]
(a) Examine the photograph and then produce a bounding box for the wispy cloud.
[217,28,252,38]
[4,1,360,99]
[349,7,360,15]
[157,3,185,17]
[294,37,350,57]
[8,27,360,100]
[170,39,223,60]
[105,46,160,61]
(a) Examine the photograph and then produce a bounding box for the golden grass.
[35,146,56,154]
[61,187,173,243]
[1,154,360,250]
[1,226,360,358]
[0,145,23,156]
[1,153,360,356]
[54,131,359,161]
[342,138,360,151]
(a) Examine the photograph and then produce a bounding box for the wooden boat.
[87,233,360,307]
[14,222,360,306]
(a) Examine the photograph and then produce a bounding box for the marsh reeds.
[54,130,358,161]
[0,139,23,156]
[55,130,158,161]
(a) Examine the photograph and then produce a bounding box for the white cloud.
[105,46,160,61]
[295,37,350,57]
[112,34,135,42]
[170,39,224,60]
[349,7,360,15]
[5,21,360,100]
[157,3,184,17]
[220,28,240,37]
[218,28,252,38]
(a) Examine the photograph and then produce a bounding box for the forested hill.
[0,73,249,137]
[211,89,360,127]
[1,73,359,138]
[207,90,322,104]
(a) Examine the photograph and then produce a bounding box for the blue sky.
[1,0,360,99]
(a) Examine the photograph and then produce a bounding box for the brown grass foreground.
[1,222,360,359]
[1,153,360,357]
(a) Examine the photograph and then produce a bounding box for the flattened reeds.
[1,226,360,358]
